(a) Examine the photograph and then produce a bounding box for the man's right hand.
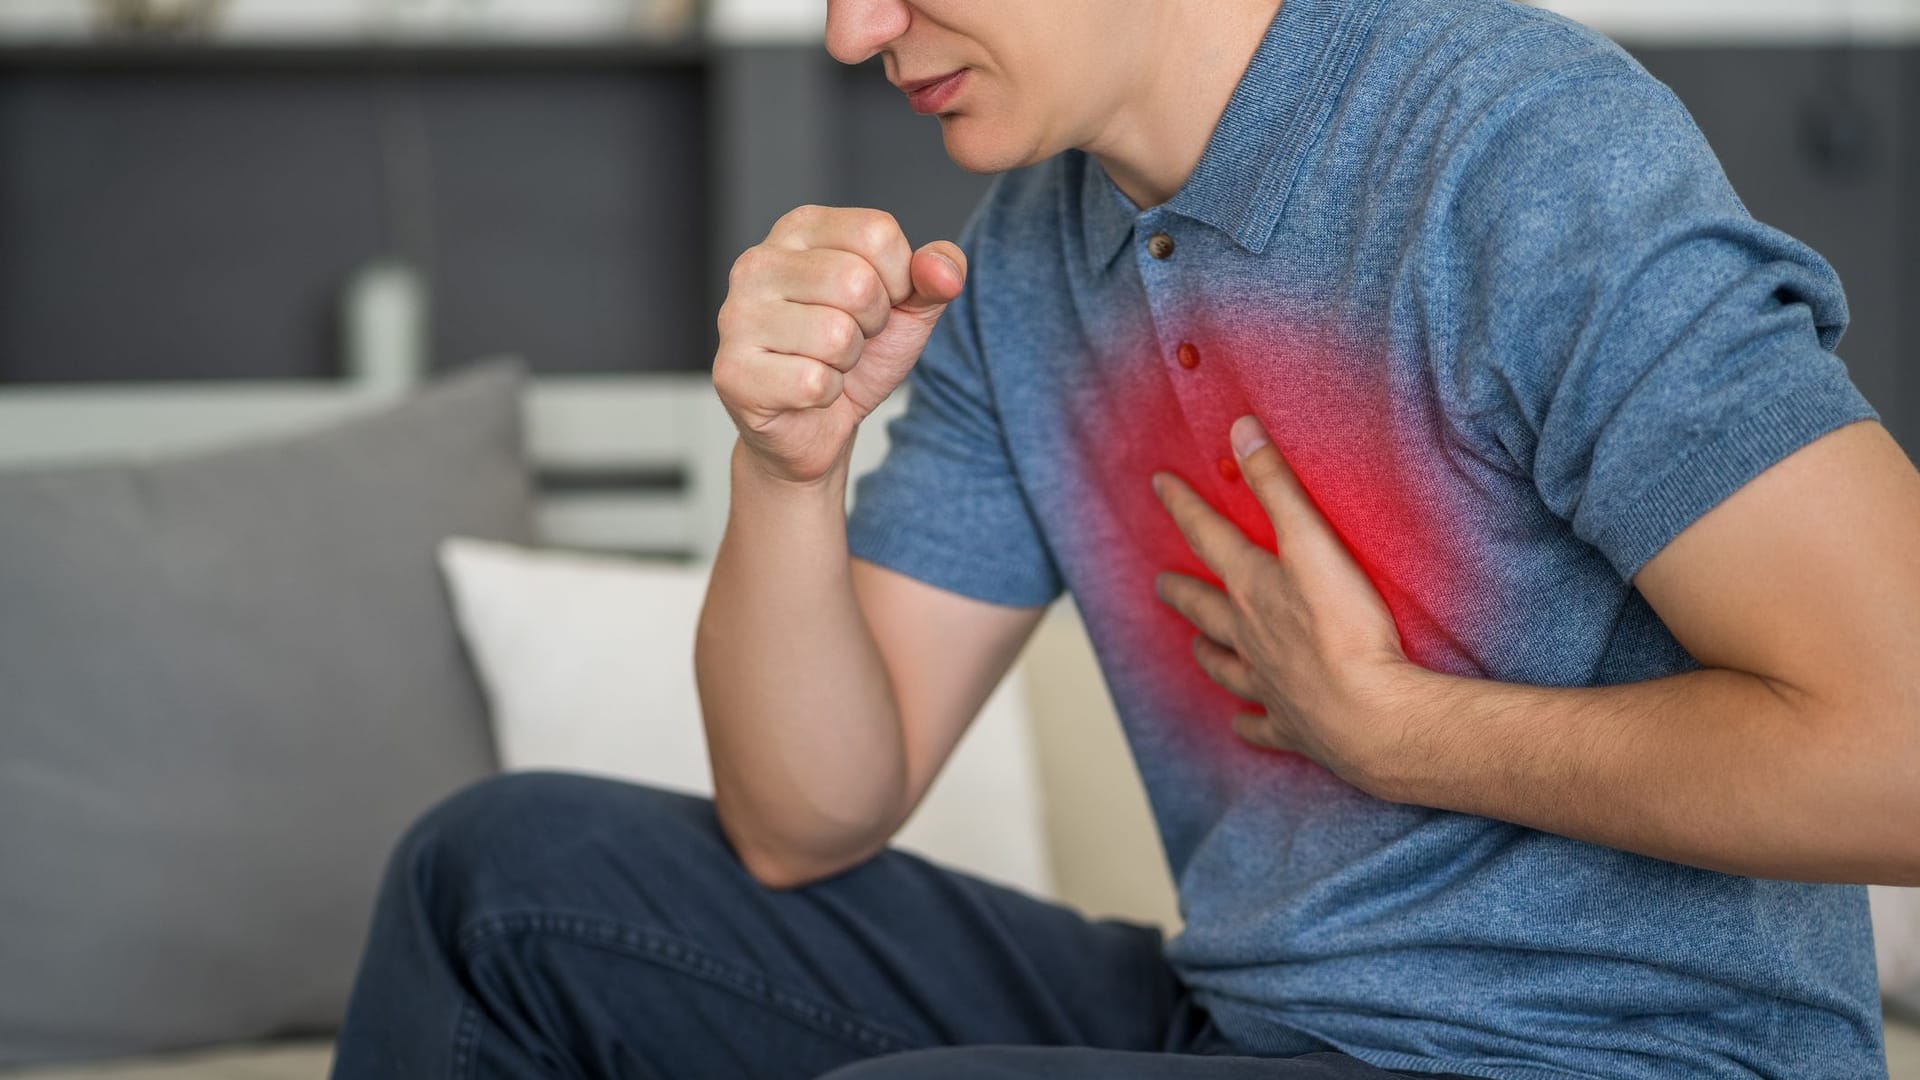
[714,205,968,487]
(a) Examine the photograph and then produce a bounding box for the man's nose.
[824,0,911,65]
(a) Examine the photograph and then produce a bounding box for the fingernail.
[1231,416,1270,459]
[1153,573,1167,599]
[1151,473,1166,498]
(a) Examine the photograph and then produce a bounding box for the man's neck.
[1086,0,1284,210]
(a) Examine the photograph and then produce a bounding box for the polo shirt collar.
[1079,159,1140,273]
[1078,0,1388,273]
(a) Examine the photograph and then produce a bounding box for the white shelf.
[1538,0,1920,44]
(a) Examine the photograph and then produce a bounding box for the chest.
[983,233,1503,679]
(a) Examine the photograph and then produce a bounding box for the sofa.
[1,363,1915,1078]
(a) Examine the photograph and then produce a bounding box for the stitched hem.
[451,1000,485,1080]
[1584,375,1877,582]
[847,512,1062,608]
[455,910,920,1059]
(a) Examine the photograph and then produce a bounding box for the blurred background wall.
[0,0,1913,454]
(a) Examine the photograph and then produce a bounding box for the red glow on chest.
[1061,322,1490,731]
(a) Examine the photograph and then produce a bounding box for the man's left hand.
[1152,414,1418,792]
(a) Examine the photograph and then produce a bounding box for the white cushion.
[437,537,1055,898]
[1874,886,1920,996]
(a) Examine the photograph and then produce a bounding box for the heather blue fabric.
[330,773,1479,1078]
[845,0,1887,1076]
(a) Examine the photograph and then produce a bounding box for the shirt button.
[1147,232,1176,259]
[1176,342,1200,369]
[1217,456,1241,483]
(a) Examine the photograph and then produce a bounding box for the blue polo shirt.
[844,0,1888,1075]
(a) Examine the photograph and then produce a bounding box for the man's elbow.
[1786,681,1920,885]
[1888,810,1920,887]
[1898,856,1920,889]
[1899,738,1920,887]
[733,839,875,891]
[714,799,885,890]
[1869,687,1920,886]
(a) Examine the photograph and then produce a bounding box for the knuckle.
[842,266,880,309]
[798,362,831,401]
[822,312,857,354]
[1210,618,1240,653]
[857,210,900,253]
[728,246,764,288]
[711,356,743,399]
[1225,580,1258,615]
[768,204,820,246]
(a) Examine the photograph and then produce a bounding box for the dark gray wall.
[0,48,710,381]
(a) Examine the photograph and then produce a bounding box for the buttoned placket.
[1134,213,1246,500]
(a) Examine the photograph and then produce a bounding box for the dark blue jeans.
[331,773,1478,1079]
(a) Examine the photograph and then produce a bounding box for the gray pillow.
[0,361,535,1066]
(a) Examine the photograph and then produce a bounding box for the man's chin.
[937,118,1045,175]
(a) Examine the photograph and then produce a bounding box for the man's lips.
[897,69,968,114]
[895,69,961,93]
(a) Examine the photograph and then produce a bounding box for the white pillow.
[1873,886,1920,996]
[437,537,1056,898]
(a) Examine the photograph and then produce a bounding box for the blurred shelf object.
[343,258,428,393]
[93,0,229,39]
[0,37,707,69]
[1537,0,1920,44]
[704,0,820,44]
[0,0,698,44]
[334,0,699,43]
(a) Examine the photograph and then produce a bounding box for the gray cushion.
[0,1039,334,1079]
[0,362,534,1066]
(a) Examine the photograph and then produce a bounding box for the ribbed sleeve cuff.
[1587,373,1879,583]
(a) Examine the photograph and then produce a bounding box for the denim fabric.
[329,773,1481,1078]
[843,0,1887,1076]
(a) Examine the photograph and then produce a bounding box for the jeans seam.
[451,1000,485,1080]
[455,910,921,1058]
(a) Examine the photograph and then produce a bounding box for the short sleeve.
[1430,65,1880,583]
[844,193,1065,608]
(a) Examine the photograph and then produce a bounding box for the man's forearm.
[694,437,907,886]
[1376,663,1920,884]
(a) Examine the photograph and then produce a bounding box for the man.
[332,0,1920,1076]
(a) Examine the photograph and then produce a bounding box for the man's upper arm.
[851,558,1047,818]
[1425,58,1919,876]
[1632,419,1920,731]
[1431,66,1879,586]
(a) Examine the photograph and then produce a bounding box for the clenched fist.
[713,204,967,486]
